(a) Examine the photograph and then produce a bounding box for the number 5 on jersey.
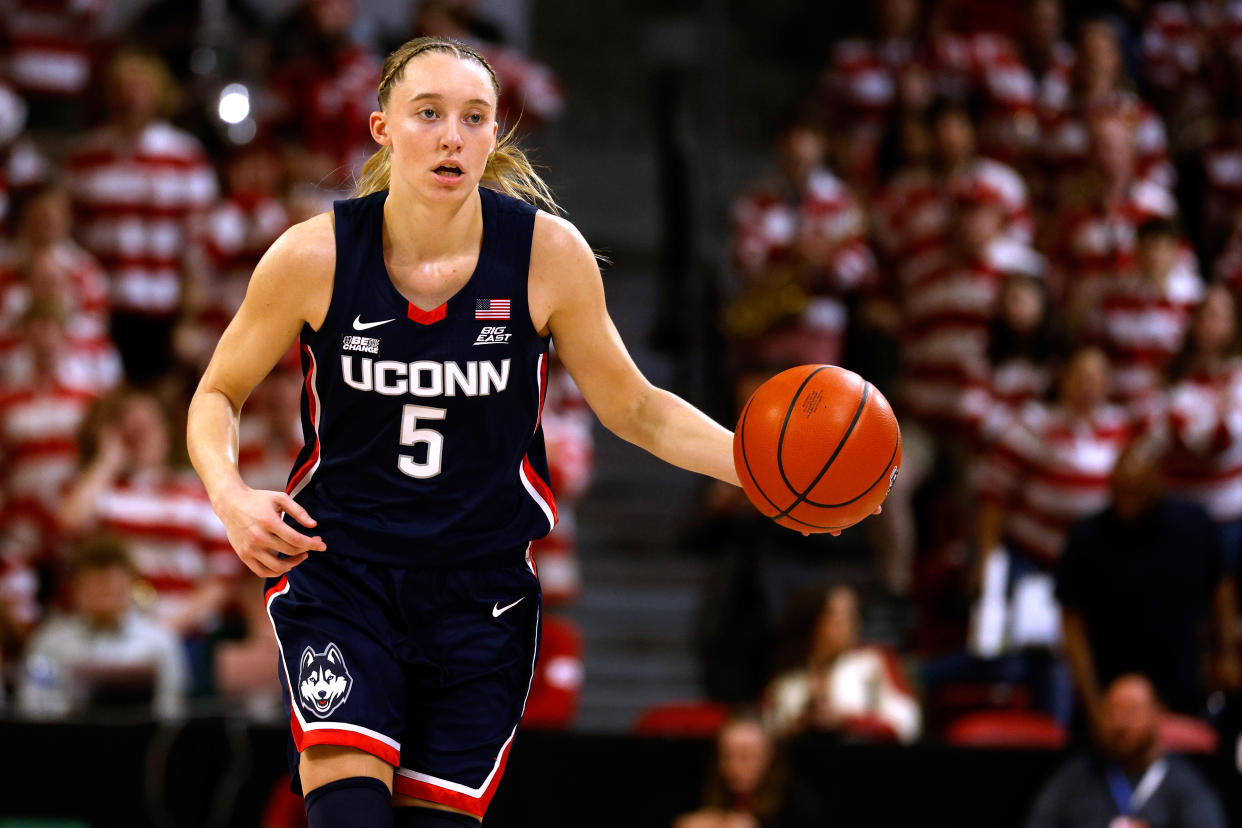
[399,404,445,479]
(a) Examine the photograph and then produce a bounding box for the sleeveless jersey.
[283,186,557,566]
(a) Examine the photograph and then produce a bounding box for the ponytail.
[356,145,392,198]
[354,36,559,214]
[481,124,559,213]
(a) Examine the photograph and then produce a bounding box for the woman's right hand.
[213,485,326,578]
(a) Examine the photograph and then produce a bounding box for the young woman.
[188,36,851,828]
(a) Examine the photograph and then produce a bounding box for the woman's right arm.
[187,214,334,578]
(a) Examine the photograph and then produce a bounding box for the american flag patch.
[475,298,510,320]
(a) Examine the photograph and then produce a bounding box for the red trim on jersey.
[286,346,320,495]
[407,302,447,325]
[264,576,289,604]
[289,714,401,767]
[392,739,516,818]
[522,454,558,524]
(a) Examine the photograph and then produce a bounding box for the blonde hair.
[356,36,558,213]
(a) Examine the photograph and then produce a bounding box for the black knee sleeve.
[304,776,392,828]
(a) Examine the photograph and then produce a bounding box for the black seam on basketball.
[801,432,900,508]
[774,366,831,498]
[738,395,787,515]
[773,382,871,521]
[740,395,849,530]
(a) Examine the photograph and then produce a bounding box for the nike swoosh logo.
[353,315,394,330]
[492,597,525,618]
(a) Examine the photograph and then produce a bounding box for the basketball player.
[188,36,865,828]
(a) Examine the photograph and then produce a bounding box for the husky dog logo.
[297,643,353,718]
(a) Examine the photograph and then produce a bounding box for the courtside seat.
[633,700,731,738]
[1158,713,1219,754]
[945,710,1068,749]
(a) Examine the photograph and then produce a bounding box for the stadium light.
[217,84,250,125]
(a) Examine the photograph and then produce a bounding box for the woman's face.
[1000,278,1045,335]
[1059,348,1109,412]
[19,190,71,247]
[717,721,771,798]
[812,587,860,660]
[1194,287,1238,356]
[373,51,498,203]
[120,395,170,471]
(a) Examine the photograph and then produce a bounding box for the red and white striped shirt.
[979,401,1134,566]
[0,383,94,510]
[731,168,876,362]
[931,31,1039,162]
[1089,263,1204,403]
[1039,94,1173,189]
[1163,361,1242,522]
[961,355,1058,445]
[91,474,238,631]
[0,0,105,98]
[872,158,1032,265]
[0,240,110,343]
[191,193,290,331]
[65,122,218,316]
[899,237,1044,428]
[1050,179,1178,306]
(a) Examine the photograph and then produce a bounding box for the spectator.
[0,0,108,132]
[57,389,237,638]
[763,585,921,743]
[0,294,118,398]
[17,535,188,719]
[897,167,1042,433]
[817,0,925,186]
[673,712,825,828]
[0,183,111,346]
[967,347,1132,721]
[64,49,218,383]
[961,271,1066,444]
[1016,0,1075,118]
[1088,216,1203,407]
[1025,674,1227,828]
[0,301,102,514]
[267,0,381,191]
[1039,18,1172,191]
[725,116,876,369]
[1057,439,1240,721]
[1049,110,1178,329]
[874,99,1032,274]
[1163,284,1242,570]
[178,141,290,372]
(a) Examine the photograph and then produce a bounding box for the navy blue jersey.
[283,186,556,566]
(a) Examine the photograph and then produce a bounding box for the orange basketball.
[733,364,902,533]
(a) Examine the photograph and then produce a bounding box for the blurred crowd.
[0,0,588,730]
[690,0,1242,823]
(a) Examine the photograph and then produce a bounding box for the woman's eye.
[466,113,483,124]
[418,108,436,119]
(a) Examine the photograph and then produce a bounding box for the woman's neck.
[384,178,481,263]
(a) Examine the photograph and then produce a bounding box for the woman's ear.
[370,110,390,146]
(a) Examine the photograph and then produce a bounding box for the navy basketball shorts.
[264,543,540,818]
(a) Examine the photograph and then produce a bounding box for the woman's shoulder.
[260,211,336,279]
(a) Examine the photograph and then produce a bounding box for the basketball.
[733,365,902,533]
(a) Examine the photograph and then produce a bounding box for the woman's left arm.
[530,213,740,486]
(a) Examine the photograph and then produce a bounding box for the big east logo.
[298,643,353,718]
[474,325,511,346]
